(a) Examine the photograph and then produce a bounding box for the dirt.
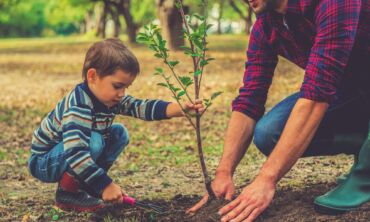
[89,184,370,222]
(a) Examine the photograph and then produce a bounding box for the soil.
[88,183,370,222]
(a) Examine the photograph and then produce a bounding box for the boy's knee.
[253,119,278,156]
[111,123,129,147]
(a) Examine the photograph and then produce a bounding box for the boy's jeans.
[253,89,370,157]
[28,123,129,183]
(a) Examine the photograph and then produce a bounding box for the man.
[188,0,370,221]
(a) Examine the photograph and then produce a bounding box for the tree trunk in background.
[107,3,121,37]
[115,0,137,43]
[217,0,225,34]
[156,0,184,51]
[82,9,95,34]
[229,0,253,35]
[96,1,109,38]
[245,6,252,35]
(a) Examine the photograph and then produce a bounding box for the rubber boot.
[55,172,104,212]
[335,155,359,184]
[314,129,370,214]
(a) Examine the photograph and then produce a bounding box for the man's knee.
[253,119,278,156]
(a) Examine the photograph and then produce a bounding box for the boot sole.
[55,203,104,212]
[314,202,358,215]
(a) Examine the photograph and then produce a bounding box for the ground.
[0,35,368,221]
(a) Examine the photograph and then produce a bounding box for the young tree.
[137,0,220,198]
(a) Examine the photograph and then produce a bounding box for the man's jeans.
[28,123,129,183]
[254,89,370,157]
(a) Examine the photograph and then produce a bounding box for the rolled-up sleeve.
[232,19,278,121]
[299,0,361,103]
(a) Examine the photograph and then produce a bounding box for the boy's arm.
[117,95,170,120]
[62,105,112,197]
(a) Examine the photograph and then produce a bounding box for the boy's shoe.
[55,172,104,212]
[55,185,104,212]
[314,133,370,214]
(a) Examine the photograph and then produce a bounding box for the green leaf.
[157,83,168,88]
[179,76,193,87]
[177,91,186,98]
[191,53,202,57]
[52,215,59,221]
[154,53,162,58]
[167,60,179,67]
[193,14,205,21]
[211,91,222,100]
[136,35,148,42]
[194,70,202,76]
[175,1,181,9]
[200,60,208,67]
[155,67,164,74]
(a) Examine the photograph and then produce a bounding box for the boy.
[28,38,203,211]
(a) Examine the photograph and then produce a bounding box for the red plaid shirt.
[232,0,370,121]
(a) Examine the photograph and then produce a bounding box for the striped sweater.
[31,82,169,195]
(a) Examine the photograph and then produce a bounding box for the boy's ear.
[86,68,98,83]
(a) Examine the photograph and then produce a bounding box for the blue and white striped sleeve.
[117,95,170,120]
[62,105,112,196]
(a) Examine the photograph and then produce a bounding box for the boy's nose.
[118,90,125,97]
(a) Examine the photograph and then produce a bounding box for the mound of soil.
[91,183,370,222]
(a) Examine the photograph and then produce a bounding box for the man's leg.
[253,90,370,157]
[315,121,370,213]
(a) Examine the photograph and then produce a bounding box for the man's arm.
[219,99,328,222]
[216,111,256,177]
[257,99,328,183]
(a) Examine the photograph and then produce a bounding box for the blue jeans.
[28,123,129,183]
[254,89,370,157]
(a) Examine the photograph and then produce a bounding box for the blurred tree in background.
[0,0,254,39]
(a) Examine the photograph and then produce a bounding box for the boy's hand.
[166,100,205,118]
[102,182,125,203]
[184,99,205,114]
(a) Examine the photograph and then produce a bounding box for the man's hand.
[218,177,276,222]
[186,171,235,214]
[102,182,125,203]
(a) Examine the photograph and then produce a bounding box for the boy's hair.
[82,38,140,79]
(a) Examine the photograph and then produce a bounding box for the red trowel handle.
[122,195,136,206]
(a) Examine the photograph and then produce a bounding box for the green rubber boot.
[314,128,370,214]
[335,155,358,184]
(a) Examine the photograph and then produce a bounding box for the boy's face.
[87,69,136,108]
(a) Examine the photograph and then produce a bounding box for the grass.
[0,35,354,221]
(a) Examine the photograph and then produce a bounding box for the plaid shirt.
[232,0,370,121]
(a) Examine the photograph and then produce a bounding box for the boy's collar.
[80,81,111,112]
